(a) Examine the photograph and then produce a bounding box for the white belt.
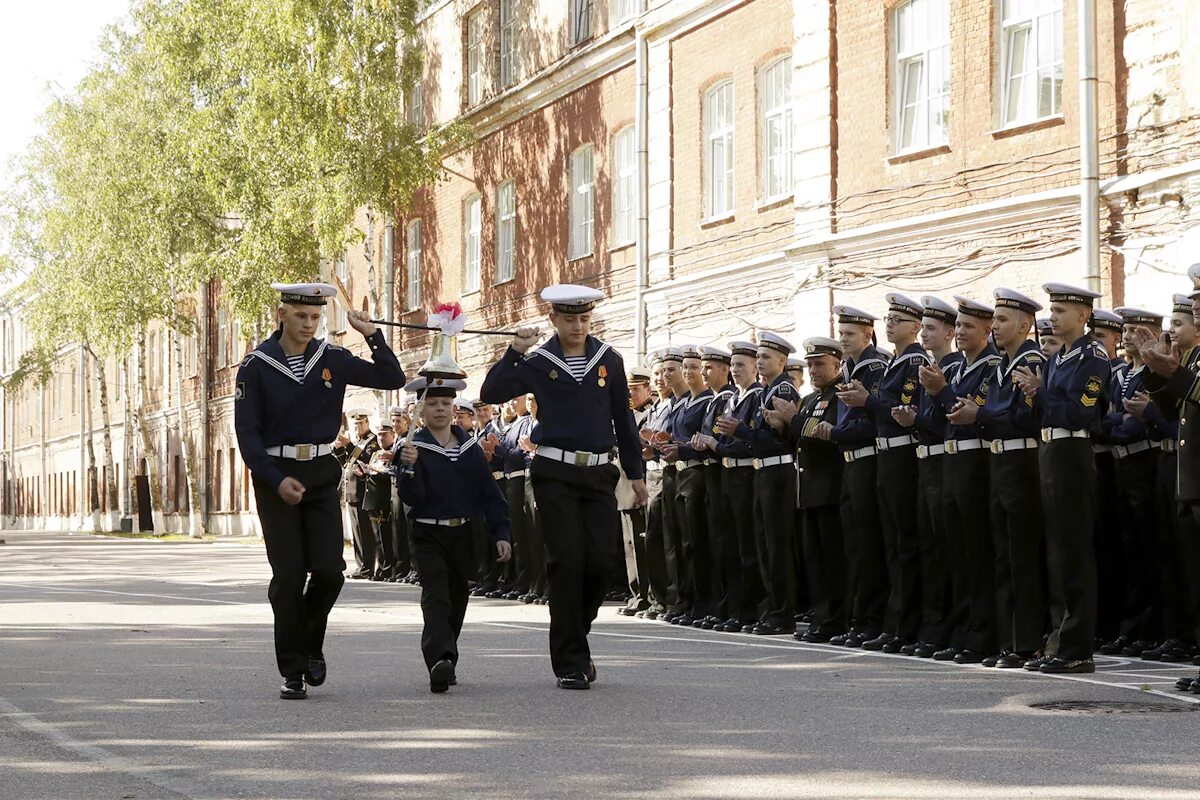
[492,470,504,480]
[1042,427,1091,443]
[990,437,1038,454]
[843,446,877,463]
[414,517,469,527]
[703,458,718,466]
[645,461,663,472]
[1092,442,1111,452]
[504,468,530,478]
[945,438,990,454]
[535,446,612,467]
[676,459,704,471]
[1113,440,1157,460]
[266,443,334,461]
[875,435,916,451]
[916,444,946,460]
[722,457,756,468]
[753,455,795,470]
[1162,439,1178,453]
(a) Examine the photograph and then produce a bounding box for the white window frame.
[568,145,595,260]
[705,81,735,219]
[759,57,794,201]
[495,181,517,283]
[999,0,1063,127]
[611,126,636,246]
[407,80,424,128]
[612,0,637,24]
[463,194,482,293]
[466,10,486,106]
[499,0,518,89]
[406,220,422,311]
[891,0,950,153]
[571,0,593,46]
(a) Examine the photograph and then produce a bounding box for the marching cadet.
[334,411,380,580]
[712,341,765,632]
[717,332,802,635]
[1128,292,1200,665]
[841,293,929,653]
[1013,282,1110,674]
[1037,318,1062,359]
[824,306,889,647]
[616,367,656,616]
[395,377,511,693]
[1090,308,1129,645]
[973,289,1047,668]
[689,347,737,629]
[1097,307,1165,657]
[765,337,847,642]
[498,395,539,603]
[923,296,1002,664]
[660,345,714,627]
[638,354,678,620]
[234,281,405,699]
[480,285,647,690]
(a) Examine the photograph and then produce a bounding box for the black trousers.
[1094,449,1121,641]
[371,511,396,578]
[1041,438,1099,661]
[621,506,650,605]
[1115,449,1161,641]
[752,463,797,628]
[674,465,710,615]
[942,449,996,654]
[989,448,1046,654]
[840,456,886,635]
[411,522,474,671]
[530,457,621,677]
[659,467,683,612]
[508,474,536,594]
[254,454,346,679]
[876,447,922,640]
[722,465,762,622]
[643,468,671,610]
[1160,452,1200,643]
[391,493,412,577]
[916,454,951,646]
[703,463,736,620]
[525,473,547,596]
[802,503,847,636]
[348,503,377,575]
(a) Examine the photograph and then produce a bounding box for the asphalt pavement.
[1,530,1198,800]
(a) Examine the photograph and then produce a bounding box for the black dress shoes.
[1022,653,1051,671]
[898,642,919,656]
[430,659,456,693]
[860,633,894,651]
[280,677,306,700]
[557,673,590,690]
[1097,636,1131,655]
[995,652,1028,669]
[348,570,371,580]
[304,656,327,687]
[1040,657,1095,674]
[932,647,960,661]
[1176,675,1199,692]
[799,629,835,644]
[913,642,938,658]
[881,637,909,654]
[753,623,795,636]
[953,650,985,664]
[585,660,597,684]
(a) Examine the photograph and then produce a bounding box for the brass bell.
[419,332,467,379]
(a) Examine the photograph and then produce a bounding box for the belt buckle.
[916,445,927,459]
[752,458,763,470]
[295,444,312,461]
[573,450,591,467]
[722,458,732,468]
[989,440,1002,455]
[842,452,852,464]
[945,440,957,455]
[1041,428,1051,443]
[447,518,463,527]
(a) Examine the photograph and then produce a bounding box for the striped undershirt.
[286,353,305,381]
[563,355,589,381]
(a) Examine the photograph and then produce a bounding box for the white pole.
[1079,0,1101,293]
[634,26,650,362]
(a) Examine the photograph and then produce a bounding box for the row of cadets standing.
[696,347,739,629]
[1090,308,1128,645]
[616,367,656,615]
[498,393,548,604]
[334,411,381,580]
[644,348,687,620]
[635,355,677,621]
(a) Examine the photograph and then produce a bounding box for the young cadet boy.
[396,377,512,693]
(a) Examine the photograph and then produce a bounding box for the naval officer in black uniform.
[480,284,647,689]
[235,281,405,699]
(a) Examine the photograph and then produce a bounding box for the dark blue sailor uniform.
[235,328,405,681]
[714,385,764,627]
[670,388,715,621]
[397,426,511,672]
[480,334,642,679]
[499,414,542,599]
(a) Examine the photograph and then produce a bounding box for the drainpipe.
[1079,0,1100,293]
[384,222,396,409]
[634,26,650,362]
[199,281,210,534]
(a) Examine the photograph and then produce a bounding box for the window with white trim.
[495,181,516,283]
[611,127,636,246]
[499,0,518,88]
[466,10,486,106]
[569,145,594,260]
[760,57,793,200]
[406,220,422,311]
[572,0,593,46]
[892,0,950,152]
[463,195,482,293]
[999,0,1063,126]
[705,81,735,218]
[612,0,637,24]
[407,80,423,128]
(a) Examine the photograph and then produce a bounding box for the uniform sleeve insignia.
[974,394,986,406]
[903,379,916,393]
[870,384,881,396]
[235,382,246,401]
[1086,376,1102,395]
[900,394,912,405]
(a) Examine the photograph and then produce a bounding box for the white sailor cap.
[728,340,759,358]
[272,282,337,306]
[628,366,652,384]
[884,292,924,322]
[803,337,843,359]
[953,294,995,320]
[1188,263,1200,298]
[541,284,604,314]
[388,404,406,415]
[785,357,806,371]
[404,376,467,399]
[699,346,732,364]
[757,331,797,355]
[1035,318,1055,336]
[993,288,1043,315]
[471,398,492,409]
[1115,307,1165,326]
[453,397,476,412]
[920,296,958,324]
[1089,308,1124,332]
[1174,294,1194,314]
[833,305,878,327]
[657,346,686,363]
[1043,282,1101,306]
[346,407,372,421]
[679,344,703,360]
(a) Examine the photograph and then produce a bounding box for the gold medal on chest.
[549,369,558,380]
[598,365,608,387]
[598,379,606,387]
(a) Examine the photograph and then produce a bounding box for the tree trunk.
[123,354,136,524]
[135,327,165,534]
[81,347,99,525]
[172,322,204,537]
[92,350,120,531]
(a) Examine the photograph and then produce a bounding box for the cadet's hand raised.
[346,309,378,337]
[398,443,419,465]
[918,363,947,394]
[946,397,979,425]
[836,379,869,408]
[1012,364,1042,398]
[1123,390,1151,419]
[512,326,540,354]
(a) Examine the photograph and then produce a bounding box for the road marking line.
[0,582,246,605]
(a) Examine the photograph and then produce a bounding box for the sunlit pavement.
[2,530,1198,800]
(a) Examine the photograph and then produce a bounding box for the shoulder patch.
[235,382,246,401]
[1086,376,1102,394]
